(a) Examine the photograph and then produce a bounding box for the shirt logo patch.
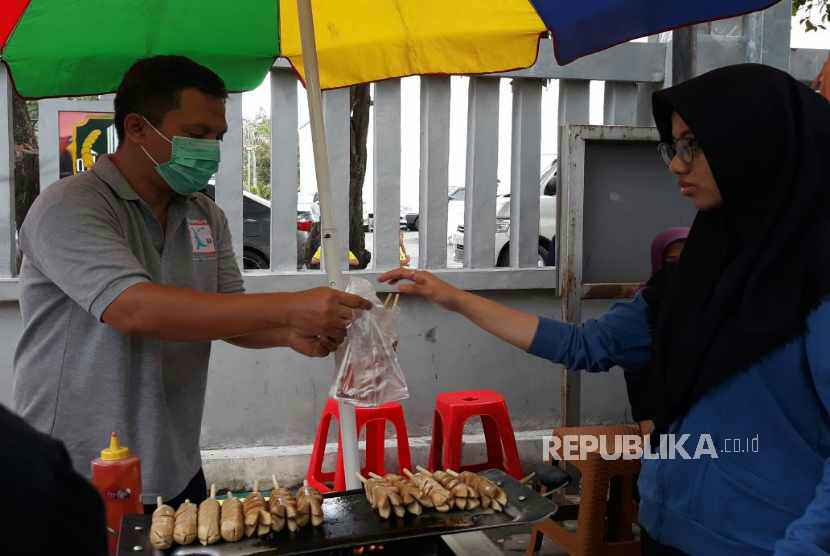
[188,219,216,254]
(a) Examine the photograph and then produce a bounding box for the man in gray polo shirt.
[12,56,371,509]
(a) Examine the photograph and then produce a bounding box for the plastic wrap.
[330,277,408,406]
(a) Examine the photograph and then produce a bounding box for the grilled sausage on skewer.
[358,473,403,519]
[254,480,273,536]
[243,481,268,537]
[449,470,508,511]
[297,480,325,526]
[268,475,289,532]
[172,499,198,545]
[197,484,221,546]
[403,468,452,512]
[149,496,174,549]
[258,510,272,535]
[369,472,423,515]
[269,475,299,532]
[220,491,244,542]
[418,467,474,510]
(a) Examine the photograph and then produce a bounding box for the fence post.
[0,66,17,277]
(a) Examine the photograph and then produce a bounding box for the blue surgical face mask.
[140,118,220,195]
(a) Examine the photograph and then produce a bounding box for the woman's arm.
[527,296,652,372]
[379,268,539,350]
[378,268,653,371]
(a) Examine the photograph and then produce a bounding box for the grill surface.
[118,469,557,555]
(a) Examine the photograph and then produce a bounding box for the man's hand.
[288,287,373,338]
[813,52,830,101]
[378,268,466,312]
[287,330,341,358]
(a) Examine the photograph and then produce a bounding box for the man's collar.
[91,154,194,204]
[91,154,140,201]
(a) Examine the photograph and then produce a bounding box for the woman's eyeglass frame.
[657,137,698,168]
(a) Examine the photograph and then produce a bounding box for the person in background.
[12,55,371,516]
[626,227,689,434]
[399,231,411,267]
[815,52,830,101]
[1,403,106,555]
[380,64,830,555]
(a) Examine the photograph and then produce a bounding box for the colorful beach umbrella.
[1,0,782,99]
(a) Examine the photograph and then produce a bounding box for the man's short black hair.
[114,55,228,142]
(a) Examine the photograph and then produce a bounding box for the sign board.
[38,98,115,190]
[58,111,118,179]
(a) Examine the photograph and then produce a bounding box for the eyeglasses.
[657,137,698,167]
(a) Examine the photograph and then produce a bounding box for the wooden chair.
[526,425,642,556]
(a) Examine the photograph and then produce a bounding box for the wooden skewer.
[520,472,536,485]
[383,292,400,310]
[272,474,279,490]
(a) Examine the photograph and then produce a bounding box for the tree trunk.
[349,84,370,269]
[303,84,371,270]
[12,94,39,232]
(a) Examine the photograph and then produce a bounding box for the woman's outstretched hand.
[378,268,539,351]
[378,268,466,312]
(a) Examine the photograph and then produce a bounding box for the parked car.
[205,185,308,270]
[365,205,418,232]
[309,192,379,232]
[402,206,419,231]
[451,159,558,267]
[446,186,465,243]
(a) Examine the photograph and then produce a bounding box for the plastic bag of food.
[330,277,408,406]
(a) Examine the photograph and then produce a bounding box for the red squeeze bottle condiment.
[91,433,143,555]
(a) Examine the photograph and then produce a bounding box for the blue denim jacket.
[529,293,830,555]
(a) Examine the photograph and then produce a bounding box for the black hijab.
[642,64,830,433]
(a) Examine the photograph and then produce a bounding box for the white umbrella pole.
[296,0,361,491]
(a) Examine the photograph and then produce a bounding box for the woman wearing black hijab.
[380,64,830,555]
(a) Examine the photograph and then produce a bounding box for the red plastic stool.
[306,398,413,493]
[428,390,523,479]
